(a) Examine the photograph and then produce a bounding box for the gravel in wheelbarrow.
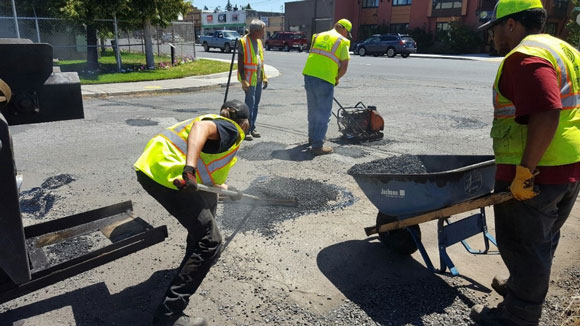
[348,154,495,255]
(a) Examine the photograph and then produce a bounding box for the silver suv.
[356,33,417,58]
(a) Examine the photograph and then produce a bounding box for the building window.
[393,0,412,5]
[436,22,450,31]
[362,0,379,8]
[433,0,462,9]
[544,22,558,35]
[390,23,409,33]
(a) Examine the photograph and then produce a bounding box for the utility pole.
[11,0,20,38]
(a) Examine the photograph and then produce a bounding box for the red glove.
[174,165,197,190]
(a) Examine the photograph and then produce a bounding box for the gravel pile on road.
[219,177,355,238]
[348,155,427,175]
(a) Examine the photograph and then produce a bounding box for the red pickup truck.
[265,32,307,52]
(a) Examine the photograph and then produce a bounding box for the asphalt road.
[1,50,578,326]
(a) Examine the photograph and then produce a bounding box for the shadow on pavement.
[317,239,476,325]
[0,269,174,326]
[271,144,314,161]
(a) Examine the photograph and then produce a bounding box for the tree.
[121,0,189,69]
[225,0,233,11]
[564,2,580,48]
[60,0,129,70]
[244,3,252,9]
[204,6,208,10]
[437,21,481,54]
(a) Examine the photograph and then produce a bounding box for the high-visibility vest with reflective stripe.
[134,114,244,189]
[491,34,580,166]
[237,35,264,87]
[302,29,349,85]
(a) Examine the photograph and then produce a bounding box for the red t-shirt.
[495,52,580,184]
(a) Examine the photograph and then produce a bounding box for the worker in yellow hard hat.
[302,19,351,155]
[473,0,580,325]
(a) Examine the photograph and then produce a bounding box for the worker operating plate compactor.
[332,97,384,142]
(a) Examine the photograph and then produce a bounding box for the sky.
[189,0,301,13]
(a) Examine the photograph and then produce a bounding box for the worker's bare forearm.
[520,110,560,170]
[337,60,349,80]
[186,121,219,168]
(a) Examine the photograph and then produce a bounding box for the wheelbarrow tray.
[349,155,496,218]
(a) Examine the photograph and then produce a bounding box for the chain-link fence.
[0,15,197,67]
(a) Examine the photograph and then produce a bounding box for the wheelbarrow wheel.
[376,212,421,255]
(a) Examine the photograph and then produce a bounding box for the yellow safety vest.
[238,35,264,87]
[134,114,245,189]
[491,34,580,166]
[302,29,350,85]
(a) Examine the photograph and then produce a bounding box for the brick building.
[286,0,574,50]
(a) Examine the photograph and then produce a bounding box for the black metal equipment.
[0,41,168,304]
[223,38,238,104]
[332,97,384,142]
[0,38,84,125]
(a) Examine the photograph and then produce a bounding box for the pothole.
[237,141,288,161]
[41,174,75,189]
[219,177,356,238]
[20,174,75,219]
[126,118,158,127]
[174,108,201,113]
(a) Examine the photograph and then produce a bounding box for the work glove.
[241,80,250,92]
[174,165,198,190]
[262,76,268,90]
[509,165,539,201]
[228,186,243,201]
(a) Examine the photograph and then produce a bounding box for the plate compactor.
[332,97,384,142]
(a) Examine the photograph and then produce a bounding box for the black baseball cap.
[221,99,249,120]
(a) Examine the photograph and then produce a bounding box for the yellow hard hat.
[336,19,353,38]
[479,0,543,30]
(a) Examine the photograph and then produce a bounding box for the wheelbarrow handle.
[364,192,514,236]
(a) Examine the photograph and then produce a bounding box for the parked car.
[355,33,417,58]
[161,32,183,43]
[265,32,307,52]
[200,30,241,53]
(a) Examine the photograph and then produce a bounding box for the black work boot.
[491,275,508,297]
[470,305,518,326]
[152,313,207,326]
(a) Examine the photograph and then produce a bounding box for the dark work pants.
[494,180,580,325]
[137,171,223,317]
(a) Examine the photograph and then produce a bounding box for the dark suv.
[355,33,417,58]
[265,32,307,52]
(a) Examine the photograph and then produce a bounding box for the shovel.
[173,179,298,207]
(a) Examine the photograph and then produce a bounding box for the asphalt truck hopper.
[0,201,168,304]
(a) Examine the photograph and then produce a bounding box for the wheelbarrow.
[349,155,513,276]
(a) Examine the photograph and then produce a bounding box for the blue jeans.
[244,80,262,133]
[304,75,334,148]
[494,180,580,325]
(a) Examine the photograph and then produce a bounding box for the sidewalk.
[81,53,500,98]
[81,60,280,98]
[411,53,503,62]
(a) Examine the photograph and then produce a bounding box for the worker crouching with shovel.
[134,100,249,326]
